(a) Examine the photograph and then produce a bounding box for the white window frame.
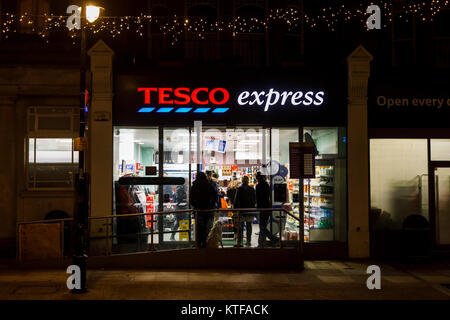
[26,107,79,190]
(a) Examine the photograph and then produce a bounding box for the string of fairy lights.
[0,0,449,44]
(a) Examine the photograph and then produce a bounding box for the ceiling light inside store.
[245,133,263,137]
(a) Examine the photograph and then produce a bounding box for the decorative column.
[347,45,373,258]
[88,40,114,255]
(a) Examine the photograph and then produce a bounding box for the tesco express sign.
[138,87,325,112]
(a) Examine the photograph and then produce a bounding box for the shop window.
[27,138,78,189]
[111,126,347,248]
[27,107,79,189]
[304,127,338,156]
[302,127,347,242]
[113,128,159,180]
[370,139,429,230]
[271,128,301,241]
[431,139,450,161]
[113,128,159,252]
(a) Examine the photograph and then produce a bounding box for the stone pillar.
[88,40,114,255]
[347,46,373,258]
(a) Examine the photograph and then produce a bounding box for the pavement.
[0,260,449,300]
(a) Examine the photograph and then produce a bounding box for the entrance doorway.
[162,125,301,248]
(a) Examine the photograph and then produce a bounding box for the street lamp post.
[72,1,100,294]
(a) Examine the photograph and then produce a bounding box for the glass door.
[434,167,450,246]
[162,128,192,245]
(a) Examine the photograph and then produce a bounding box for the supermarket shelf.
[304,204,334,209]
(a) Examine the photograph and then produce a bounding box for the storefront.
[368,69,450,258]
[110,67,349,257]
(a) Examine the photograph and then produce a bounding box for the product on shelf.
[304,165,335,232]
[145,193,155,228]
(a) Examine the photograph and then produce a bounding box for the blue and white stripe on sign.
[138,107,156,113]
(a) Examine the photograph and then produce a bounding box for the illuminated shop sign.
[137,87,325,113]
[137,87,230,114]
[238,89,325,111]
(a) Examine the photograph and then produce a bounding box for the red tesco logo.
[138,87,230,105]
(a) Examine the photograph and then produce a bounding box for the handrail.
[17,207,303,257]
[89,207,295,221]
[16,207,301,224]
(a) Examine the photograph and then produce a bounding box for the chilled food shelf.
[305,193,334,197]
[304,165,335,233]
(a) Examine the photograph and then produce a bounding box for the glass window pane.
[431,139,450,161]
[35,139,73,163]
[28,138,35,163]
[370,139,428,229]
[163,128,191,243]
[114,128,159,179]
[301,128,347,242]
[28,139,35,187]
[28,138,76,188]
[34,163,75,188]
[271,128,301,243]
[304,127,338,155]
[113,128,159,253]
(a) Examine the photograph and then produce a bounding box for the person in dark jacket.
[206,170,220,209]
[255,172,279,247]
[233,175,256,246]
[190,172,218,248]
[163,173,174,203]
[170,184,189,241]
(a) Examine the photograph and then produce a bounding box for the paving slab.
[0,260,449,300]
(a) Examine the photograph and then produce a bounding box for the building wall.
[0,96,16,255]
[0,66,78,255]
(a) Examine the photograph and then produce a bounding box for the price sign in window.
[289,142,317,179]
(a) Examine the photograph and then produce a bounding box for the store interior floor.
[152,223,264,247]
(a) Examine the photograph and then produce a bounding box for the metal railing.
[17,208,303,258]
